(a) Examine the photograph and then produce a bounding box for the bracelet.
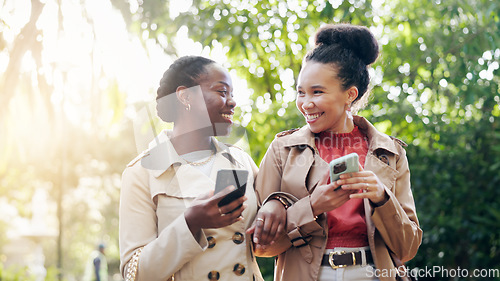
[125,247,143,281]
[268,194,292,210]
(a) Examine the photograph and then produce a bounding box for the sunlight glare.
[170,0,193,19]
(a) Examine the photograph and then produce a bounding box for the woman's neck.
[326,115,355,134]
[170,126,213,155]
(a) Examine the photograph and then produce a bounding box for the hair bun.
[314,24,379,65]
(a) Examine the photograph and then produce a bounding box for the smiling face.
[296,61,358,134]
[195,63,236,136]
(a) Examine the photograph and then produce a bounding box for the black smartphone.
[214,169,249,207]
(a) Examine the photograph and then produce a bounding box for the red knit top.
[314,126,370,248]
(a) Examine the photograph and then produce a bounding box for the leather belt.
[321,250,373,269]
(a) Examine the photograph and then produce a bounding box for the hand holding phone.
[215,169,249,206]
[329,153,359,191]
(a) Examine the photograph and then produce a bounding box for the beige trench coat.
[255,116,422,281]
[120,130,263,281]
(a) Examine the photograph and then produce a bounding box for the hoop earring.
[185,104,191,111]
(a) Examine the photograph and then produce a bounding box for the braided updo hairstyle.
[305,24,379,109]
[156,56,216,122]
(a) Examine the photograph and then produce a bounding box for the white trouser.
[318,247,379,281]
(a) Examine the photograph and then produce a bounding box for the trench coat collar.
[140,130,243,178]
[281,126,316,149]
[281,115,400,156]
[353,115,400,156]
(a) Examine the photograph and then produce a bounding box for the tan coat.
[120,130,263,281]
[255,116,422,281]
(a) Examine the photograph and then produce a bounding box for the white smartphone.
[214,169,248,206]
[329,153,359,190]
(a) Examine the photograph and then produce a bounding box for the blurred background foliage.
[1,0,499,280]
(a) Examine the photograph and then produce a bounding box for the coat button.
[207,236,216,248]
[233,263,245,276]
[232,232,245,244]
[207,270,220,280]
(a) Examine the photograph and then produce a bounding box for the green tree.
[0,0,134,279]
[368,0,500,275]
[115,0,500,279]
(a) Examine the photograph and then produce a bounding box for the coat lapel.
[279,126,328,197]
[146,134,243,200]
[281,146,316,198]
[166,164,214,198]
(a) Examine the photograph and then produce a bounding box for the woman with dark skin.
[120,56,283,281]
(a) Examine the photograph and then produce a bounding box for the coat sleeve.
[119,163,208,280]
[254,140,292,257]
[370,144,423,262]
[254,140,323,258]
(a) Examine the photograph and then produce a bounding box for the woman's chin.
[308,124,323,134]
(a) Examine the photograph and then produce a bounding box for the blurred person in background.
[83,243,108,281]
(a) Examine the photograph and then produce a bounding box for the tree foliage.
[114,0,500,279]
[1,0,498,280]
[0,0,133,278]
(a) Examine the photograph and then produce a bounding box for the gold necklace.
[184,149,216,166]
